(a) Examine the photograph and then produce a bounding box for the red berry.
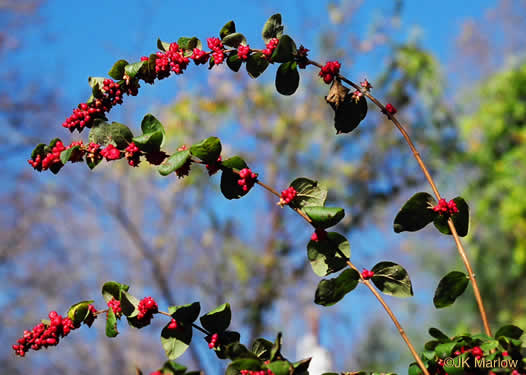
[384,103,397,115]
[311,228,328,242]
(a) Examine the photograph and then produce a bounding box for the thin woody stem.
[253,173,429,374]
[307,59,491,336]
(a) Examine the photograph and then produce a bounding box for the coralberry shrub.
[21,13,526,375]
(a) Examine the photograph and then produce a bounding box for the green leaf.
[408,363,423,375]
[108,59,129,80]
[275,61,299,95]
[88,76,106,98]
[495,325,524,340]
[60,145,80,164]
[222,32,247,47]
[271,35,297,63]
[223,342,257,360]
[226,359,262,375]
[220,20,236,39]
[290,178,327,208]
[167,302,201,324]
[105,307,119,337]
[141,114,166,147]
[433,271,469,308]
[433,197,469,237]
[393,192,437,233]
[435,341,457,358]
[177,36,202,51]
[200,303,231,333]
[371,261,414,297]
[158,150,191,176]
[120,290,140,318]
[267,361,292,375]
[220,156,249,200]
[333,95,368,134]
[133,114,166,152]
[251,338,273,360]
[314,268,360,306]
[262,14,284,43]
[125,61,146,79]
[246,53,269,78]
[159,360,188,375]
[157,38,171,52]
[307,232,350,276]
[303,206,344,229]
[429,327,450,342]
[67,300,94,326]
[101,281,129,303]
[88,120,134,149]
[190,136,222,163]
[31,143,46,160]
[226,53,242,72]
[161,320,193,360]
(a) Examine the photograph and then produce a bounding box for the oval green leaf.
[246,53,269,78]
[220,20,236,39]
[289,177,328,208]
[275,61,299,96]
[161,321,193,360]
[307,232,350,276]
[158,150,191,176]
[303,206,344,229]
[222,32,247,47]
[262,14,284,43]
[220,156,249,200]
[371,261,414,297]
[271,35,297,63]
[189,136,222,163]
[433,271,469,308]
[393,192,437,233]
[67,300,94,326]
[200,303,231,333]
[314,268,360,306]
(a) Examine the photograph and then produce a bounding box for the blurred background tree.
[1,1,525,374]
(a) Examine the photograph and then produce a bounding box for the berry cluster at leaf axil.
[12,311,77,357]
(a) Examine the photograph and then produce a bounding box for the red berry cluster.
[208,333,219,349]
[107,298,122,318]
[384,103,397,115]
[207,37,225,65]
[190,48,209,65]
[27,140,66,171]
[310,228,328,242]
[432,198,459,216]
[137,296,158,321]
[206,156,222,176]
[125,142,141,167]
[262,38,279,59]
[167,319,178,330]
[319,61,341,84]
[155,42,190,79]
[237,44,250,60]
[150,372,162,375]
[237,168,257,192]
[361,269,375,280]
[240,370,274,375]
[63,79,126,132]
[100,144,121,161]
[12,311,76,357]
[278,186,297,207]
